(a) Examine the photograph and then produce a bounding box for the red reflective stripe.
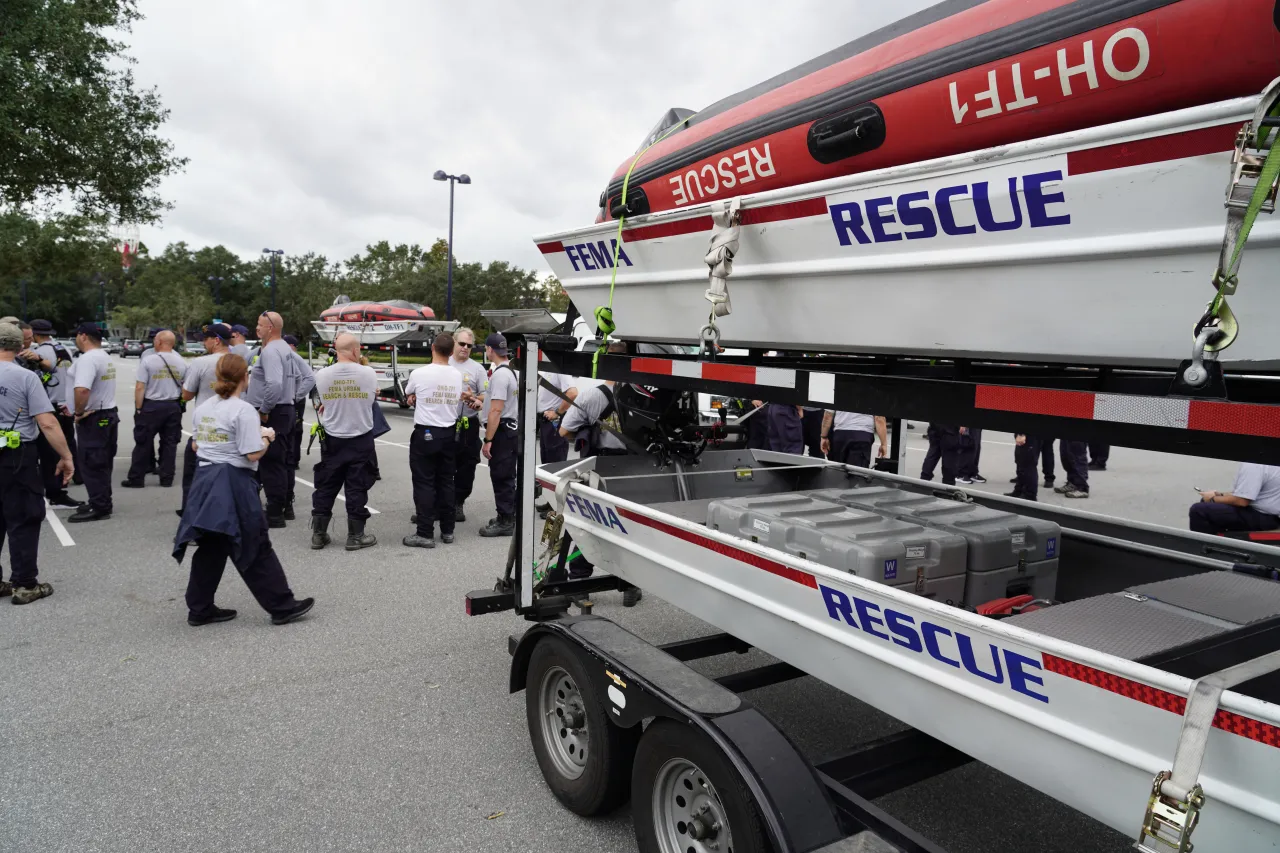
[631,358,674,376]
[617,507,818,589]
[1187,400,1280,439]
[701,363,758,385]
[622,216,714,243]
[1067,124,1238,176]
[1246,532,1280,541]
[537,241,565,254]
[536,478,555,491]
[1044,654,1280,749]
[739,197,829,226]
[975,386,1095,419]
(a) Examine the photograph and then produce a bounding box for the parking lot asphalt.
[0,354,1234,852]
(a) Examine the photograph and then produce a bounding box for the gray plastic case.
[810,487,1060,607]
[705,494,968,604]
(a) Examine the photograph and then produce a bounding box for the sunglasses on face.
[457,342,473,348]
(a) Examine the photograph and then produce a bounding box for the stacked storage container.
[705,494,967,604]
[809,487,1060,607]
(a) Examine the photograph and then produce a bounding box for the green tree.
[0,0,186,221]
[109,304,156,338]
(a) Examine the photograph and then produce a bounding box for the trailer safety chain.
[1184,77,1280,387]
[1135,648,1280,853]
[593,113,698,378]
[700,197,742,357]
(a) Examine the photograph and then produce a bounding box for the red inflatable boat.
[599,0,1280,219]
[319,300,436,323]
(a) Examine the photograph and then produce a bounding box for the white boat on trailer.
[537,93,1280,370]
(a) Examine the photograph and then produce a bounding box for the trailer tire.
[632,719,769,853]
[525,635,639,816]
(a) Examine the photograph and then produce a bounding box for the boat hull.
[602,0,1280,219]
[541,99,1280,369]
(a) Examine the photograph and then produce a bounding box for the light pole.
[207,275,224,319]
[262,249,284,312]
[93,272,106,328]
[432,170,470,321]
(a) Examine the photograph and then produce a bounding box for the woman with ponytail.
[174,354,314,626]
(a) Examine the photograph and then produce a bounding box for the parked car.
[184,341,207,356]
[122,339,146,358]
[104,338,123,355]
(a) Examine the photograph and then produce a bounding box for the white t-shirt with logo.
[405,363,463,428]
[192,395,266,471]
[315,361,378,438]
[1232,463,1280,515]
[138,350,187,401]
[183,352,227,414]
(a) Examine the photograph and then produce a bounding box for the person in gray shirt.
[29,319,80,507]
[68,323,118,523]
[0,321,75,604]
[479,333,519,537]
[229,325,251,360]
[244,311,296,526]
[176,323,231,516]
[1191,463,1280,535]
[308,332,379,551]
[282,334,315,520]
[123,330,186,489]
[450,327,486,523]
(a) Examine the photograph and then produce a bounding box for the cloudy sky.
[128,0,934,274]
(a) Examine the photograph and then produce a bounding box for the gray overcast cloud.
[130,1,934,275]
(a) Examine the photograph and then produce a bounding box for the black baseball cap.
[231,324,250,336]
[30,319,55,335]
[485,332,507,355]
[202,323,232,341]
[74,322,104,339]
[283,334,299,347]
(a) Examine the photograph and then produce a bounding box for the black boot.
[478,515,515,538]
[311,514,332,550]
[284,502,296,521]
[345,517,376,551]
[455,503,466,523]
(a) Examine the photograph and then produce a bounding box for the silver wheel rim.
[651,757,734,853]
[537,665,588,780]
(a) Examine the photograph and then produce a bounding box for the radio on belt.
[809,486,1060,608]
[705,494,968,604]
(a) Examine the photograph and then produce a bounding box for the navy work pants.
[410,424,457,537]
[1060,440,1089,492]
[258,404,296,519]
[1041,439,1056,485]
[0,444,46,587]
[1012,437,1042,501]
[920,425,960,485]
[76,408,118,514]
[802,409,826,459]
[489,420,519,519]
[1188,502,1280,535]
[959,428,982,479]
[127,399,182,485]
[37,416,73,503]
[180,438,198,512]
[830,429,873,468]
[312,432,376,520]
[454,418,481,506]
[1089,443,1110,468]
[185,532,297,617]
[539,416,569,464]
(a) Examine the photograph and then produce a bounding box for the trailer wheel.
[633,720,769,853]
[525,636,639,816]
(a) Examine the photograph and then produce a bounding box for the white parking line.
[44,500,75,547]
[293,477,381,514]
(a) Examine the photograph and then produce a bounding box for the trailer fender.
[510,616,846,853]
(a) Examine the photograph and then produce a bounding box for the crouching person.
[174,354,314,627]
[308,333,378,551]
[556,374,642,607]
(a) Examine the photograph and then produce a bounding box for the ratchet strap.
[1197,85,1280,352]
[1137,648,1280,853]
[593,113,698,378]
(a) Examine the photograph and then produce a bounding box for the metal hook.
[1182,325,1221,388]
